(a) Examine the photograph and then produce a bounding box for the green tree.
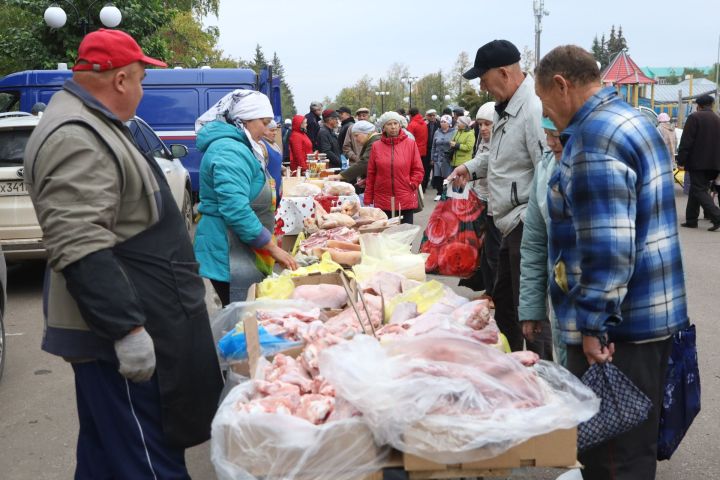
[413,71,450,113]
[450,51,471,100]
[591,27,629,70]
[458,87,491,118]
[271,52,297,119]
[249,44,268,73]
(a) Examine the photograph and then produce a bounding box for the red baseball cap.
[72,29,167,72]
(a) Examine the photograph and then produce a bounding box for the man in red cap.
[24,29,222,479]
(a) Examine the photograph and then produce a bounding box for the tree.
[413,71,450,113]
[591,26,628,70]
[458,87,491,118]
[450,51,471,100]
[249,44,268,73]
[521,45,535,73]
[271,52,297,119]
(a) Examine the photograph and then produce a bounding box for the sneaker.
[681,222,698,228]
[434,195,441,201]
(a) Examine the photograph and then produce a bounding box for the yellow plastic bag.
[385,280,445,322]
[256,275,295,299]
[286,252,353,278]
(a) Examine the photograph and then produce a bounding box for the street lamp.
[44,2,122,35]
[375,90,390,112]
[401,75,419,109]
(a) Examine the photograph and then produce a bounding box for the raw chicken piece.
[389,302,418,325]
[256,307,323,341]
[265,354,314,393]
[296,394,335,424]
[237,395,297,416]
[357,207,388,221]
[509,350,540,367]
[254,380,301,398]
[311,375,336,397]
[318,212,356,229]
[330,199,360,217]
[299,226,359,254]
[452,300,491,330]
[361,271,405,299]
[299,333,346,376]
[322,181,355,196]
[291,284,348,309]
[324,293,383,337]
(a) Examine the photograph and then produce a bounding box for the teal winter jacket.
[194,121,271,282]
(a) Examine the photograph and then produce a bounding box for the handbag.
[577,362,652,452]
[415,184,424,212]
[419,184,485,278]
[657,324,701,460]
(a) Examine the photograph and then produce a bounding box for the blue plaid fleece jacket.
[547,87,689,345]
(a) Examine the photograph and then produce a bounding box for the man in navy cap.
[450,39,551,358]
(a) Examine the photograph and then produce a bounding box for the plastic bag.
[218,324,300,362]
[419,186,485,278]
[319,332,599,464]
[285,252,347,277]
[577,362,652,452]
[354,224,427,281]
[211,380,389,480]
[658,324,700,460]
[322,180,355,196]
[384,280,446,322]
[287,182,321,197]
[256,275,295,299]
[210,300,314,369]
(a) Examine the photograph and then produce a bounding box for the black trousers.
[421,154,431,190]
[494,222,552,359]
[480,213,501,298]
[382,209,413,225]
[566,338,672,480]
[210,279,230,307]
[686,169,720,223]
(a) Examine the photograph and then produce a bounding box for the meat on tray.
[291,284,348,310]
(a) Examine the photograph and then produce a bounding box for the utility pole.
[533,0,549,66]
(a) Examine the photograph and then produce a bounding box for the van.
[0,67,282,192]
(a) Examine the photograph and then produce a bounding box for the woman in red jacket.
[365,111,425,224]
[288,114,314,174]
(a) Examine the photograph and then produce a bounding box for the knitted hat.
[377,111,405,131]
[352,120,376,134]
[440,114,453,124]
[657,112,670,122]
[457,116,472,128]
[475,101,496,122]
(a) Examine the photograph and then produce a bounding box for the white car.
[0,112,193,261]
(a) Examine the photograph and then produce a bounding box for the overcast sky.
[206,0,719,114]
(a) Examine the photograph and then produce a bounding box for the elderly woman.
[656,112,677,165]
[327,120,380,193]
[518,116,563,363]
[262,120,284,205]
[194,90,297,306]
[365,112,425,224]
[430,114,456,200]
[449,115,476,166]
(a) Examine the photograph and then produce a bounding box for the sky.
[205,0,720,114]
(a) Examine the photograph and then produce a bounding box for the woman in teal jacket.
[518,117,564,364]
[193,90,296,305]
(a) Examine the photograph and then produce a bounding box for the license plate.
[0,181,28,196]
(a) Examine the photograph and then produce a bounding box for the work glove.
[114,327,156,383]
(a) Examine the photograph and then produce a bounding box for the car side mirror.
[169,144,188,159]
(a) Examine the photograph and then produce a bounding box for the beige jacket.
[657,122,677,162]
[24,88,159,335]
[342,123,363,163]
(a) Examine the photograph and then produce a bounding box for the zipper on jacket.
[511,181,519,206]
[390,141,396,204]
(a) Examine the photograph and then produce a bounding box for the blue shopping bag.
[577,362,652,452]
[657,324,701,460]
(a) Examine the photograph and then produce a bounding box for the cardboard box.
[234,271,359,376]
[403,427,577,472]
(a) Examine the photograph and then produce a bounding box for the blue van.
[0,67,282,192]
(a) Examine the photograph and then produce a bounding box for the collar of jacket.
[381,130,408,145]
[63,79,124,128]
[500,73,536,119]
[562,86,616,146]
[341,118,355,126]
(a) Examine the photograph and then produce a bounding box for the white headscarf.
[352,120,376,134]
[195,89,274,132]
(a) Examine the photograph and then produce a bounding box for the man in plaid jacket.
[535,45,689,479]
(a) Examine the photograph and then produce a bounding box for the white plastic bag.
[355,224,427,281]
[319,332,599,464]
[211,381,389,480]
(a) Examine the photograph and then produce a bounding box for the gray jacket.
[464,74,546,236]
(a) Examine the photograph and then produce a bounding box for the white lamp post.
[44,2,122,35]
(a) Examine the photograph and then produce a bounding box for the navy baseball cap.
[463,39,521,80]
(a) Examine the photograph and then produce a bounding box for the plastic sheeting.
[320,333,599,464]
[211,374,389,480]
